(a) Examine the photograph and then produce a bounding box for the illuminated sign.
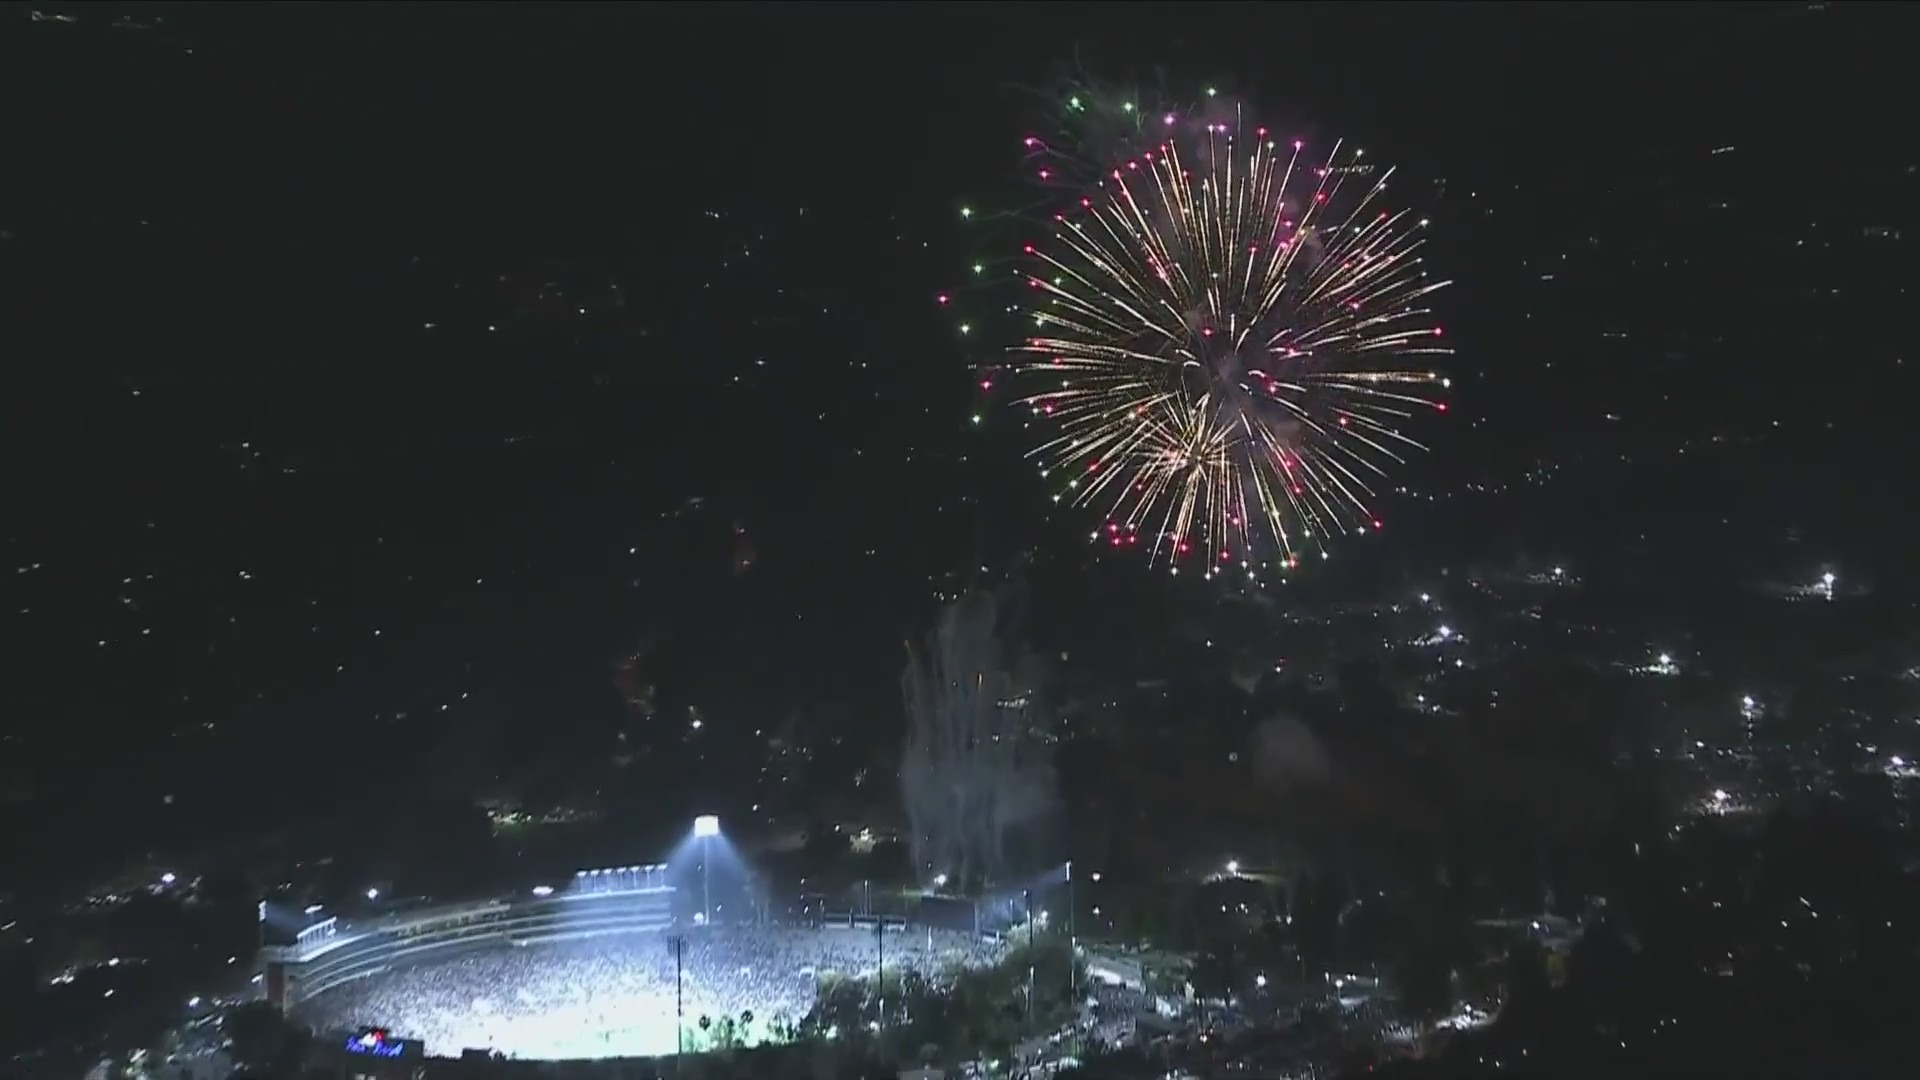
[345,1029,409,1059]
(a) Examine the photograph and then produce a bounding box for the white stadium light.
[693,815,721,838]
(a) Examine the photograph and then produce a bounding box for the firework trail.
[1013,109,1451,578]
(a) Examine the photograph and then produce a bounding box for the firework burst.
[1015,111,1451,577]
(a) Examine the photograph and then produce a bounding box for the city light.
[693,814,721,838]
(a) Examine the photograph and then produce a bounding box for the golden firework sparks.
[1017,115,1451,577]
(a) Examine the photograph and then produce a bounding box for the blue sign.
[345,1031,407,1059]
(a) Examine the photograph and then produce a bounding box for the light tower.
[667,933,686,1065]
[1066,860,1077,1001]
[1024,888,1036,1032]
[693,815,720,925]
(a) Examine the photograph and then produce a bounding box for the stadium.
[260,861,1007,1061]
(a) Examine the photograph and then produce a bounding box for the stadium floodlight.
[693,814,721,838]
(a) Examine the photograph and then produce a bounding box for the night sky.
[2,2,1912,888]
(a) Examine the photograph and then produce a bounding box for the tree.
[1394,926,1459,1034]
[706,1013,747,1054]
[900,587,1059,892]
[222,1002,310,1078]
